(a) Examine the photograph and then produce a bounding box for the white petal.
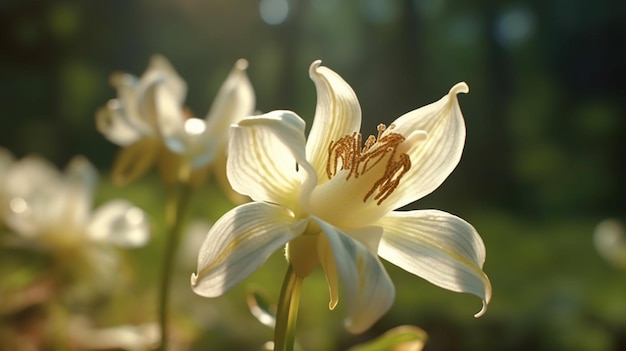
[87,200,150,248]
[4,156,61,194]
[95,99,143,146]
[109,73,154,135]
[183,118,219,169]
[146,54,187,104]
[138,55,187,130]
[306,60,362,183]
[157,59,255,170]
[111,55,186,135]
[312,217,395,334]
[377,209,491,317]
[70,317,158,351]
[228,111,317,209]
[191,202,303,298]
[108,72,153,135]
[383,83,469,211]
[153,83,193,154]
[204,59,256,145]
[153,113,217,170]
[3,156,63,236]
[147,56,212,166]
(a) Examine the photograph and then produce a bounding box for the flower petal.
[87,200,150,248]
[312,217,395,334]
[138,55,187,132]
[154,59,254,170]
[377,209,491,317]
[95,100,143,146]
[153,82,187,153]
[70,317,158,351]
[110,55,186,135]
[228,111,316,209]
[152,82,218,171]
[306,60,362,183]
[145,54,187,104]
[204,59,256,145]
[383,83,469,211]
[191,202,303,298]
[108,72,152,135]
[3,156,63,237]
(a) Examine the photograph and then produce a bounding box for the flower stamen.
[326,124,411,205]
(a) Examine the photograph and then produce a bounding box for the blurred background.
[1,0,626,350]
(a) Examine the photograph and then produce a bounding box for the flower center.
[325,124,411,205]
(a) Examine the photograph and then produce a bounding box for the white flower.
[191,61,491,333]
[96,55,255,190]
[594,219,626,268]
[2,154,149,266]
[70,316,159,351]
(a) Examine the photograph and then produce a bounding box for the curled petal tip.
[450,82,470,95]
[309,60,323,75]
[235,58,249,70]
[474,279,491,318]
[190,273,198,287]
[474,300,488,318]
[473,272,492,318]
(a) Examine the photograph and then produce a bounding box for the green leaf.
[347,325,428,351]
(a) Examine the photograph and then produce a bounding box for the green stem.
[157,181,192,351]
[274,265,303,351]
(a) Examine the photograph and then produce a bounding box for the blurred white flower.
[594,218,626,268]
[70,316,159,351]
[96,55,255,194]
[2,154,150,282]
[191,61,491,333]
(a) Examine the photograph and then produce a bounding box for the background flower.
[2,153,149,286]
[96,55,255,195]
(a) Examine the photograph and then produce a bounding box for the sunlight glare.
[9,197,28,214]
[184,118,206,135]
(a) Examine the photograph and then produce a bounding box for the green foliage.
[347,325,427,351]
